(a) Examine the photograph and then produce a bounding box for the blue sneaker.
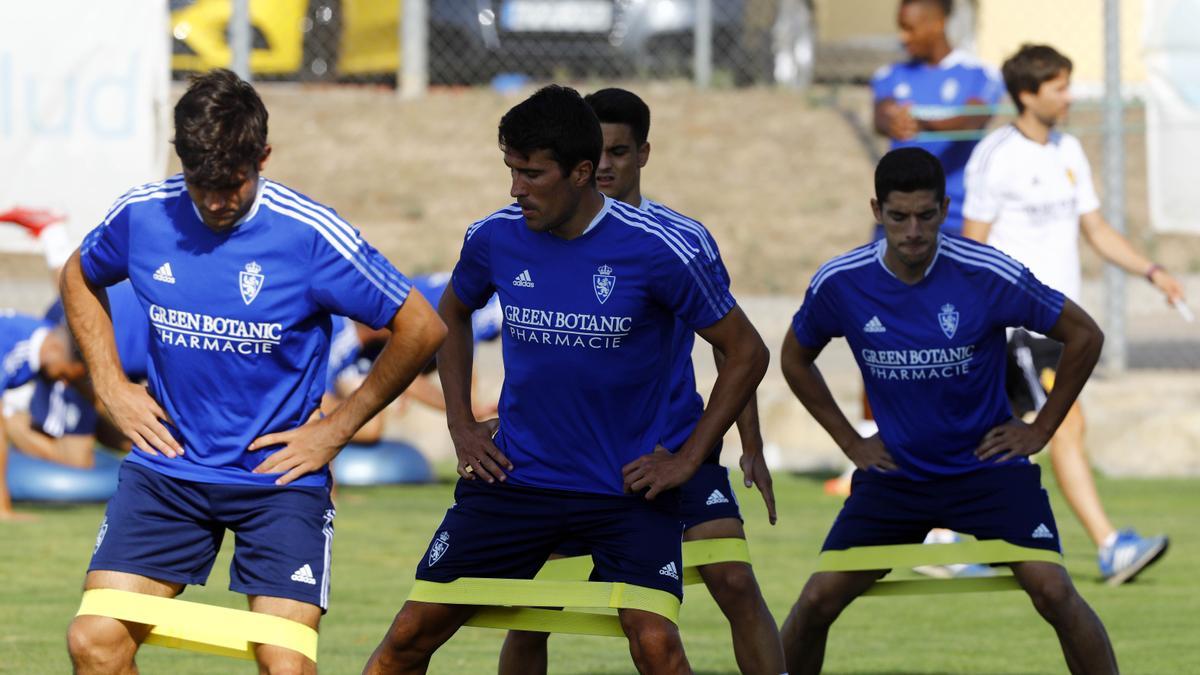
[1099,529,1169,585]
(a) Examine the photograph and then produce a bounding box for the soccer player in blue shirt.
[779,148,1117,674]
[363,85,769,675]
[60,69,446,674]
[0,313,87,520]
[497,87,783,675]
[871,0,1002,238]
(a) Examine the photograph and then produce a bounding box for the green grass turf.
[2,461,1194,674]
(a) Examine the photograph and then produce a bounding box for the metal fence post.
[231,0,252,81]
[400,0,428,99]
[693,0,712,88]
[1103,0,1126,372]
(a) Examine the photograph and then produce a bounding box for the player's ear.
[572,159,594,188]
[870,197,883,223]
[638,142,650,169]
[258,145,272,172]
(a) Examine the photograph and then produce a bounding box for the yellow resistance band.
[76,589,319,662]
[409,538,752,637]
[816,540,1063,596]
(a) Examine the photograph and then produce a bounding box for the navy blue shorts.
[90,463,336,610]
[416,479,685,599]
[823,463,1061,554]
[677,463,742,530]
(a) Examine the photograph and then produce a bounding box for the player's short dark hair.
[584,88,651,146]
[173,69,269,189]
[875,147,945,204]
[901,0,952,16]
[1002,44,1073,114]
[498,85,602,179]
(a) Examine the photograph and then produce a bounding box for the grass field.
[2,462,1194,674]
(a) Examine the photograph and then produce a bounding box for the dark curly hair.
[173,69,269,188]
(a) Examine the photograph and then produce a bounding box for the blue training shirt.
[643,199,732,462]
[0,311,50,391]
[451,196,735,496]
[871,50,1003,235]
[791,235,1064,481]
[79,174,411,487]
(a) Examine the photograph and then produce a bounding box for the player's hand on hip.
[101,381,183,459]
[622,445,696,500]
[449,417,511,484]
[250,416,349,485]
[975,418,1051,464]
[740,450,777,525]
[844,435,898,473]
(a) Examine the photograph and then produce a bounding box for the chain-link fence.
[167,0,959,90]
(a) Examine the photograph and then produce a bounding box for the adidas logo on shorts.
[291,563,317,585]
[1032,523,1055,539]
[863,315,886,333]
[153,262,176,284]
[705,489,729,506]
[513,269,535,287]
[658,562,679,580]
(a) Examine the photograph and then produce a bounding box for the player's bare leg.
[780,570,885,675]
[618,608,691,675]
[67,571,182,675]
[1048,402,1116,546]
[686,518,784,674]
[363,601,477,675]
[1010,561,1117,674]
[247,595,321,675]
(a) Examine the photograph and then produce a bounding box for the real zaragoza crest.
[593,264,615,304]
[938,303,959,339]
[240,261,264,305]
[427,531,450,566]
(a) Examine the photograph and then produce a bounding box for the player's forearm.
[330,303,446,440]
[781,338,860,452]
[435,300,479,430]
[679,335,768,466]
[713,345,764,455]
[1084,219,1154,277]
[60,252,124,392]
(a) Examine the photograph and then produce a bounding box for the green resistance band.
[410,537,753,637]
[76,588,319,662]
[817,540,1062,596]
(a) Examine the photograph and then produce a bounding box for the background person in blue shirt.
[60,69,446,675]
[363,85,768,675]
[497,87,783,675]
[0,314,87,520]
[779,148,1116,674]
[871,0,1002,238]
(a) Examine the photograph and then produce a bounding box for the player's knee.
[625,618,684,667]
[1024,574,1078,622]
[66,615,134,669]
[796,579,849,625]
[705,564,762,614]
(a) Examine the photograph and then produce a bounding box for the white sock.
[1101,531,1119,550]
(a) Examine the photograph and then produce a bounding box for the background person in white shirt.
[963,44,1183,585]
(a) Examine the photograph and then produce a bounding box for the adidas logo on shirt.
[512,269,535,288]
[1032,523,1054,539]
[290,563,317,585]
[705,489,729,506]
[153,262,176,284]
[658,562,679,580]
[863,315,886,333]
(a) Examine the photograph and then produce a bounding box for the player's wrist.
[1145,263,1164,283]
